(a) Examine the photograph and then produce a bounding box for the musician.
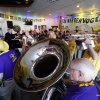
[74,25,94,59]
[61,58,99,100]
[12,31,22,48]
[0,40,20,100]
[68,36,76,59]
[82,37,100,79]
[14,31,22,39]
[72,24,100,80]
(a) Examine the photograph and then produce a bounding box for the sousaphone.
[13,25,21,32]
[14,38,71,92]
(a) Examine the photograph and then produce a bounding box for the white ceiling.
[0,0,100,18]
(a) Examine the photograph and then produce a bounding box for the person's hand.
[62,79,72,85]
[84,38,91,45]
[11,38,15,40]
[0,80,2,86]
[68,36,74,41]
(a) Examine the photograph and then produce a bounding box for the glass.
[66,67,80,75]
[68,67,80,71]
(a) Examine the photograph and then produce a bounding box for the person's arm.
[87,45,100,60]
[0,73,3,80]
[84,38,100,60]
[0,73,3,86]
[4,33,7,41]
[0,58,4,81]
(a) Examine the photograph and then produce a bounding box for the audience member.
[61,58,99,100]
[4,29,15,49]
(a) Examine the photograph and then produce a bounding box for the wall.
[62,15,100,31]
[1,14,100,36]
[0,17,59,36]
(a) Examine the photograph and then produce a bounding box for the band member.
[0,40,20,100]
[62,58,99,100]
[83,37,100,79]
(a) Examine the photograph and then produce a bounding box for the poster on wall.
[34,25,37,29]
[38,26,41,30]
[63,20,66,23]
[22,18,25,22]
[13,16,17,20]
[5,15,9,19]
[30,19,33,22]
[0,13,4,18]
[63,15,100,31]
[41,25,46,29]
[10,16,13,20]
[18,17,21,21]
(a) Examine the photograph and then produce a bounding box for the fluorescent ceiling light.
[47,0,58,3]
[77,5,79,8]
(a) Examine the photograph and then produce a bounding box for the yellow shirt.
[83,43,100,77]
[68,40,76,55]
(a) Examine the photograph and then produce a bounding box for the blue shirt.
[0,50,19,80]
[61,84,98,100]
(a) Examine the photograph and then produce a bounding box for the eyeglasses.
[68,67,80,71]
[66,67,80,75]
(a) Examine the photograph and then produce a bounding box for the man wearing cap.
[0,40,20,100]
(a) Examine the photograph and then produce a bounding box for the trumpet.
[71,34,99,40]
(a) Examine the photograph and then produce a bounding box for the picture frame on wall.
[38,26,41,30]
[40,19,41,22]
[41,19,44,22]
[35,19,38,22]
[63,19,66,23]
[0,14,4,18]
[30,19,33,22]
[10,16,13,20]
[18,17,21,21]
[13,16,17,20]
[34,25,37,29]
[33,19,35,22]
[41,25,46,29]
[5,15,9,19]
[22,18,25,22]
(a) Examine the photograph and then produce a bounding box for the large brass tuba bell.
[14,39,71,92]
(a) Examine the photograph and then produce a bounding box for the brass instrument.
[22,35,37,53]
[14,39,71,94]
[71,34,99,40]
[13,25,21,32]
[22,36,28,52]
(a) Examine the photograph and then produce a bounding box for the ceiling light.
[47,0,58,3]
[77,5,79,8]
[91,11,94,14]
[15,1,22,4]
[49,14,51,15]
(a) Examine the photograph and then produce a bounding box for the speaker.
[7,21,13,28]
[25,20,32,25]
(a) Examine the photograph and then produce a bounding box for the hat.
[0,40,9,51]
